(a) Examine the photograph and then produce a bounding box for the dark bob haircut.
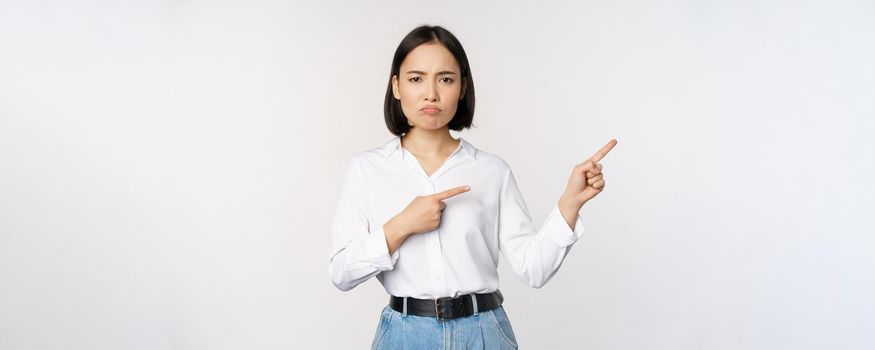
[384,25,476,136]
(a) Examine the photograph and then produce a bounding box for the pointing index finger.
[432,185,471,200]
[590,139,618,162]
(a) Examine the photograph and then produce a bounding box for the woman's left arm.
[495,139,617,289]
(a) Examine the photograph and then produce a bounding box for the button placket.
[424,178,448,294]
[399,145,452,296]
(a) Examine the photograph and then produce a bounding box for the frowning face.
[392,41,467,131]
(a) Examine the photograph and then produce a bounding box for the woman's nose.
[424,83,438,101]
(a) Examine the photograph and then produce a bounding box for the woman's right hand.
[383,185,471,253]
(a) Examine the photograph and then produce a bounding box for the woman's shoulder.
[470,147,511,170]
[341,137,399,170]
[458,138,510,169]
[345,150,384,171]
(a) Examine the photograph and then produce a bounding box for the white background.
[1,0,873,349]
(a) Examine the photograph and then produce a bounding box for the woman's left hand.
[562,139,617,207]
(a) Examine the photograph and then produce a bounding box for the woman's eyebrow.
[405,70,458,75]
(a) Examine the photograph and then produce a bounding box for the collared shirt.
[328,136,585,299]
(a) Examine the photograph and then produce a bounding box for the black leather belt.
[389,290,504,320]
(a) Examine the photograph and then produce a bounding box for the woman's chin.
[410,119,449,130]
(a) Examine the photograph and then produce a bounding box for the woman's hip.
[371,304,519,349]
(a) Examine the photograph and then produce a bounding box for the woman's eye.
[441,77,454,83]
[408,77,421,82]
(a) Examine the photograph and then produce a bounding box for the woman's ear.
[392,75,401,100]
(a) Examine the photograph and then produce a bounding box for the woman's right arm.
[327,157,470,291]
[327,158,402,291]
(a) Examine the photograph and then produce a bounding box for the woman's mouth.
[420,106,441,114]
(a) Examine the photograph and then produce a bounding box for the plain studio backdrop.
[1,0,873,349]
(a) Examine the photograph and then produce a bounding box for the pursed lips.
[420,106,441,114]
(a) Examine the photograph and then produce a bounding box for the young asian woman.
[328,24,617,349]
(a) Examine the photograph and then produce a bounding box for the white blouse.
[328,136,585,299]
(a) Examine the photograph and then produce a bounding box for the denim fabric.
[370,304,519,349]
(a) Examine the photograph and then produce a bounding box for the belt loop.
[471,294,479,315]
[402,297,408,315]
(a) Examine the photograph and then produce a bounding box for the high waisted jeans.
[370,304,519,349]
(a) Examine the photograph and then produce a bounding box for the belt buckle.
[434,297,450,321]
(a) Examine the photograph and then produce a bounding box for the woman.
[328,24,616,349]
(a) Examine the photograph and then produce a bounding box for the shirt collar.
[380,135,477,160]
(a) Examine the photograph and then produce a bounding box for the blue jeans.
[370,304,519,349]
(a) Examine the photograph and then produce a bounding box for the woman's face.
[392,42,466,131]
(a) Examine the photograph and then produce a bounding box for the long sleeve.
[327,157,400,291]
[497,166,585,288]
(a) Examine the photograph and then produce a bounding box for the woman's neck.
[400,127,458,158]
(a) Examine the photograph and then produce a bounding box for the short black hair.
[384,25,476,136]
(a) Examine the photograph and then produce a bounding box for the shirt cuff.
[364,226,400,271]
[543,205,585,248]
